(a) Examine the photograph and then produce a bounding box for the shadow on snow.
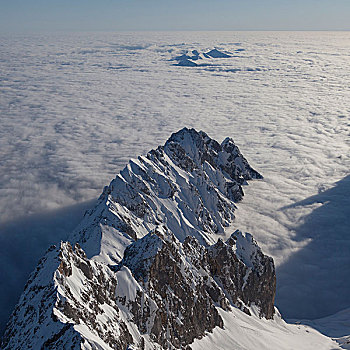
[276,175,350,326]
[0,199,96,337]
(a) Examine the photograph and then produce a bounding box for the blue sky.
[0,0,349,32]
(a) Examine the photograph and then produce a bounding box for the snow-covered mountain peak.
[172,48,234,66]
[71,128,262,265]
[2,128,343,350]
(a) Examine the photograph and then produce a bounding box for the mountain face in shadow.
[276,175,350,320]
[0,199,95,335]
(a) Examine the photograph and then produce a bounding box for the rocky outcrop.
[116,227,225,349]
[114,226,275,349]
[1,243,133,350]
[208,231,276,319]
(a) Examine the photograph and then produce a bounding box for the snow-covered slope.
[192,308,342,350]
[295,308,350,350]
[1,128,344,349]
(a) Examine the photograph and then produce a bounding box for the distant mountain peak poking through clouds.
[172,48,234,67]
[0,128,342,350]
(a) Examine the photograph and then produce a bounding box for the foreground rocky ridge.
[2,227,275,350]
[2,128,276,349]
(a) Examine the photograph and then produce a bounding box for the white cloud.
[0,31,349,333]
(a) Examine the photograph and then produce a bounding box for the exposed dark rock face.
[117,228,224,349]
[115,226,276,349]
[208,231,276,319]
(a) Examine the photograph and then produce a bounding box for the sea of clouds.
[0,31,349,334]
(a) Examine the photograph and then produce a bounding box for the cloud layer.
[0,31,349,333]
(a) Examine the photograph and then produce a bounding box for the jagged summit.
[72,127,262,265]
[2,128,274,350]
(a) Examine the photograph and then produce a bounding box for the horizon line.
[1,29,350,34]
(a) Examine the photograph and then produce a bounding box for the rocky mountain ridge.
[71,127,262,265]
[1,128,276,350]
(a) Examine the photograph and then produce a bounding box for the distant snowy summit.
[2,128,278,350]
[172,48,234,66]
